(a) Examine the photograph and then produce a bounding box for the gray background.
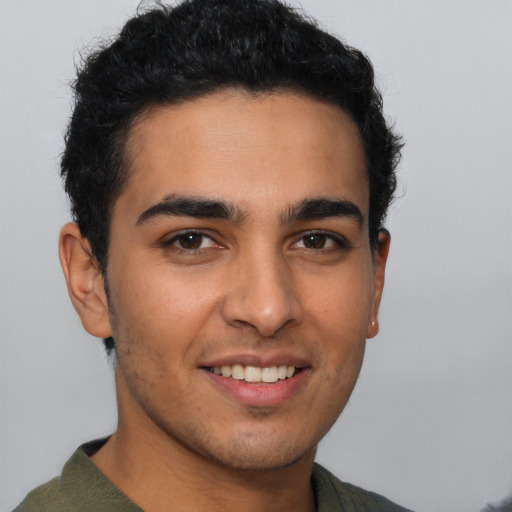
[1,1,511,511]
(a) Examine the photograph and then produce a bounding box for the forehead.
[119,91,368,220]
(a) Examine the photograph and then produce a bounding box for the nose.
[220,249,303,337]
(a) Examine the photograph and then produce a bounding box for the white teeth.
[277,365,288,380]
[221,365,232,377]
[261,366,278,383]
[245,366,262,382]
[210,364,297,383]
[231,364,245,380]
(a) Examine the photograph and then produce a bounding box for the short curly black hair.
[61,0,402,352]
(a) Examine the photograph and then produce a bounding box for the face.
[98,91,388,470]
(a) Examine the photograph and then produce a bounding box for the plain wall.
[1,1,511,511]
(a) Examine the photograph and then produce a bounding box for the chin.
[186,424,320,473]
[205,445,310,472]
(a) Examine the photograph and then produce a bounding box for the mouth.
[205,364,302,384]
[200,359,310,407]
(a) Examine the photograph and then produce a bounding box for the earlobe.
[59,223,112,338]
[367,229,391,339]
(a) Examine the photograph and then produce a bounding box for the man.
[14,0,409,510]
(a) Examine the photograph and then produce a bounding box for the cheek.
[108,263,221,349]
[305,268,372,379]
[306,267,374,332]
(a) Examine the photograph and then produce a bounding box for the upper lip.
[199,352,311,369]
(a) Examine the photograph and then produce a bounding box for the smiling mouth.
[206,364,302,384]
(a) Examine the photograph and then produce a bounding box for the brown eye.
[177,233,204,249]
[162,231,219,252]
[302,233,327,249]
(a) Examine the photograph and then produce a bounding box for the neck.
[91,427,316,512]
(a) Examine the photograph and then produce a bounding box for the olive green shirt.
[13,440,413,512]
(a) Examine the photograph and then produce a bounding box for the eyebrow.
[281,198,364,226]
[136,194,364,228]
[136,194,245,226]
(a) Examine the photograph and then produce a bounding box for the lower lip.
[202,369,310,407]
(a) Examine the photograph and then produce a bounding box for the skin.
[59,90,390,512]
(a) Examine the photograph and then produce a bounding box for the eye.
[164,231,218,251]
[300,233,329,249]
[294,232,343,250]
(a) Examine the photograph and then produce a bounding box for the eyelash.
[160,230,349,253]
[293,230,349,251]
[160,230,219,252]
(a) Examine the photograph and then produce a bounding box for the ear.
[59,223,112,338]
[366,229,391,339]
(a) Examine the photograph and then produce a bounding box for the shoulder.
[12,477,65,512]
[11,440,142,512]
[312,463,414,512]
